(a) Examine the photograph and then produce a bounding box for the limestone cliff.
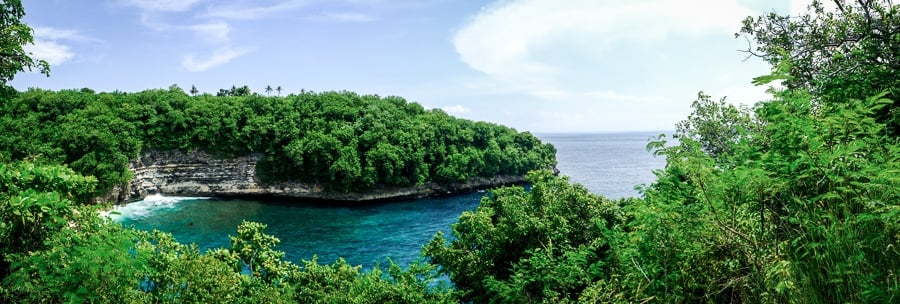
[102,150,530,204]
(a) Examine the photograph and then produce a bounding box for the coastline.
[98,149,549,205]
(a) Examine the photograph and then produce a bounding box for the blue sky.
[13,0,804,133]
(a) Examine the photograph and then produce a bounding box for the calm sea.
[537,132,668,198]
[112,132,668,269]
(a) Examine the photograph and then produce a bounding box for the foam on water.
[109,194,209,221]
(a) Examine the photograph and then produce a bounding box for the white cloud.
[25,26,101,66]
[33,27,93,41]
[789,0,810,15]
[122,0,385,71]
[205,0,311,20]
[120,0,203,12]
[442,105,471,115]
[446,0,785,132]
[454,0,756,100]
[182,47,249,72]
[533,106,681,133]
[585,90,662,102]
[26,40,75,66]
[306,11,375,22]
[530,89,573,100]
[189,21,231,43]
[713,84,771,106]
[140,18,231,43]
[127,4,245,70]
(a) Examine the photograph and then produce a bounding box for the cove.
[112,132,668,270]
[111,192,486,269]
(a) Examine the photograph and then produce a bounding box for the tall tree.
[674,92,755,159]
[276,85,282,96]
[739,0,900,135]
[265,85,273,96]
[190,85,199,96]
[0,0,49,85]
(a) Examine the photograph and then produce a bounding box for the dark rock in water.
[99,150,536,204]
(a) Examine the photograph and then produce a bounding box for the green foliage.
[748,89,900,302]
[739,0,900,135]
[425,170,617,303]
[0,162,98,279]
[3,213,150,303]
[0,0,49,85]
[0,88,557,195]
[137,231,246,303]
[0,190,74,260]
[292,258,456,304]
[608,85,899,302]
[675,92,757,159]
[219,221,298,284]
[217,85,252,96]
[0,161,97,202]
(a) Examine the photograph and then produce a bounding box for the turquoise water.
[112,132,668,269]
[113,193,484,268]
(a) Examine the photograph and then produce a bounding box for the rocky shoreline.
[98,150,535,204]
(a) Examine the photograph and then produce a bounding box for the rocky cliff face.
[102,150,528,204]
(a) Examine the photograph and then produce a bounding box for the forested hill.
[0,87,557,197]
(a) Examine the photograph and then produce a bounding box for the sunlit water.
[112,132,668,269]
[536,132,668,199]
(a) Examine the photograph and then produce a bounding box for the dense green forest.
[0,87,556,195]
[1,0,899,302]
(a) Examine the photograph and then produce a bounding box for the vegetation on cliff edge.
[0,88,556,195]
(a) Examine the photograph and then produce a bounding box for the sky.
[12,0,810,133]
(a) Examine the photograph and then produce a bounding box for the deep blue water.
[112,132,668,269]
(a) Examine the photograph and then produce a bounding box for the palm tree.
[276,86,282,96]
[190,85,199,96]
[265,85,273,96]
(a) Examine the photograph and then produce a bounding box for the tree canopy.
[0,0,48,86]
[740,0,900,135]
[0,87,557,195]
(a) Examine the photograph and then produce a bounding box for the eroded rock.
[103,150,530,204]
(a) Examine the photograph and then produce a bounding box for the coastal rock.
[105,150,530,204]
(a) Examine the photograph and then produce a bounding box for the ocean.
[111,132,669,269]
